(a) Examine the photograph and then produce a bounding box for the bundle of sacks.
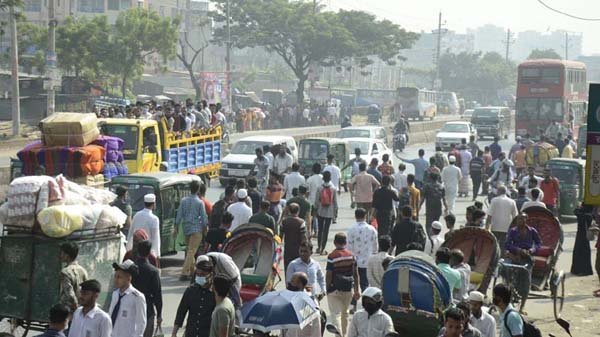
[0,174,126,238]
[17,113,127,186]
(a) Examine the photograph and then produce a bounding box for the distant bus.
[396,87,437,121]
[437,91,460,114]
[262,89,284,106]
[515,59,588,139]
[356,88,397,107]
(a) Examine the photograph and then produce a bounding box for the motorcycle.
[393,133,407,152]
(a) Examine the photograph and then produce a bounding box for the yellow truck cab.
[99,118,222,183]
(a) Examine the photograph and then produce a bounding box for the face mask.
[362,299,381,316]
[195,276,207,286]
[287,283,300,292]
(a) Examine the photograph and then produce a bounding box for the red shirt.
[540,178,560,206]
[201,197,213,216]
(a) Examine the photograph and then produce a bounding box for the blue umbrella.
[240,290,320,332]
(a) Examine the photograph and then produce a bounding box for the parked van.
[219,135,298,186]
[471,106,511,139]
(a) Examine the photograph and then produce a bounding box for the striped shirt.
[326,248,356,293]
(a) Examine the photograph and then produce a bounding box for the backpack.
[504,309,542,337]
[320,185,334,207]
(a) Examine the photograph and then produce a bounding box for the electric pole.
[564,32,569,60]
[502,29,515,62]
[434,11,442,90]
[226,0,232,112]
[46,0,57,117]
[9,5,20,137]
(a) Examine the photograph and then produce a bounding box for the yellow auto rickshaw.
[525,142,560,175]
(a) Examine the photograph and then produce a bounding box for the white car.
[219,135,298,186]
[435,121,477,151]
[338,126,388,144]
[462,109,474,120]
[345,137,393,167]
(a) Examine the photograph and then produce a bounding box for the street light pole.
[226,0,232,112]
[47,0,57,117]
[9,5,20,137]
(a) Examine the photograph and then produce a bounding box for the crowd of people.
[35,129,589,337]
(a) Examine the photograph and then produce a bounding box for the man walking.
[284,185,312,235]
[174,181,208,281]
[253,148,270,195]
[459,144,472,198]
[347,208,378,299]
[128,194,161,258]
[493,284,524,337]
[470,151,485,201]
[281,203,308,271]
[109,260,147,337]
[172,257,216,337]
[326,233,361,337]
[367,236,392,289]
[350,163,380,220]
[469,291,496,337]
[347,287,394,337]
[391,206,426,255]
[442,156,462,215]
[59,242,89,312]
[132,242,163,337]
[372,175,399,237]
[540,168,560,215]
[486,186,518,250]
[490,136,502,160]
[110,186,132,236]
[249,200,277,232]
[68,280,112,337]
[283,163,306,199]
[323,154,342,190]
[273,145,294,176]
[420,173,447,235]
[227,189,253,232]
[377,154,395,177]
[209,277,236,337]
[286,241,327,299]
[398,149,428,188]
[316,171,338,255]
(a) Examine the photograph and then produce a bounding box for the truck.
[98,118,222,184]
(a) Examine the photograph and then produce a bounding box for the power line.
[536,0,600,21]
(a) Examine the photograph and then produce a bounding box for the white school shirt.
[108,285,147,337]
[68,305,112,337]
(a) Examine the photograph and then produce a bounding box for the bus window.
[541,68,561,85]
[539,98,563,120]
[520,68,541,83]
[516,98,538,120]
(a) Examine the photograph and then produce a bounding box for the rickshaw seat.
[534,246,553,257]
[240,284,262,302]
[533,256,548,271]
[470,272,484,286]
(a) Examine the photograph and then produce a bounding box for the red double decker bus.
[515,59,588,139]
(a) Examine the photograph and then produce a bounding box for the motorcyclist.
[393,118,410,146]
[341,115,352,128]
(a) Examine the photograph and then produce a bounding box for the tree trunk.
[121,74,127,99]
[296,76,306,108]
[185,63,202,101]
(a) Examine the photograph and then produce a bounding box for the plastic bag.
[96,206,126,229]
[38,205,84,238]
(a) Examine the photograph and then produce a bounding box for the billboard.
[199,72,230,108]
[584,83,600,204]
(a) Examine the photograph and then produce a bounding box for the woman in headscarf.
[124,228,160,268]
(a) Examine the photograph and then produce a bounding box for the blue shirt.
[35,329,66,337]
[176,195,208,235]
[286,257,326,296]
[490,142,502,160]
[500,305,523,337]
[367,167,382,183]
[401,157,429,182]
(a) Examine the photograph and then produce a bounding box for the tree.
[105,8,179,98]
[15,21,47,73]
[176,18,210,100]
[56,16,111,80]
[528,48,562,60]
[210,0,417,105]
[438,51,516,103]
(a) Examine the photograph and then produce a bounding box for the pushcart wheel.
[553,274,566,320]
[0,318,27,337]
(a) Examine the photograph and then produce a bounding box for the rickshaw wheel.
[0,318,28,337]
[552,272,566,320]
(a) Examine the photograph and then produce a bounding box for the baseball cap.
[112,259,138,275]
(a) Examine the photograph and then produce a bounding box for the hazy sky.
[328,0,600,54]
